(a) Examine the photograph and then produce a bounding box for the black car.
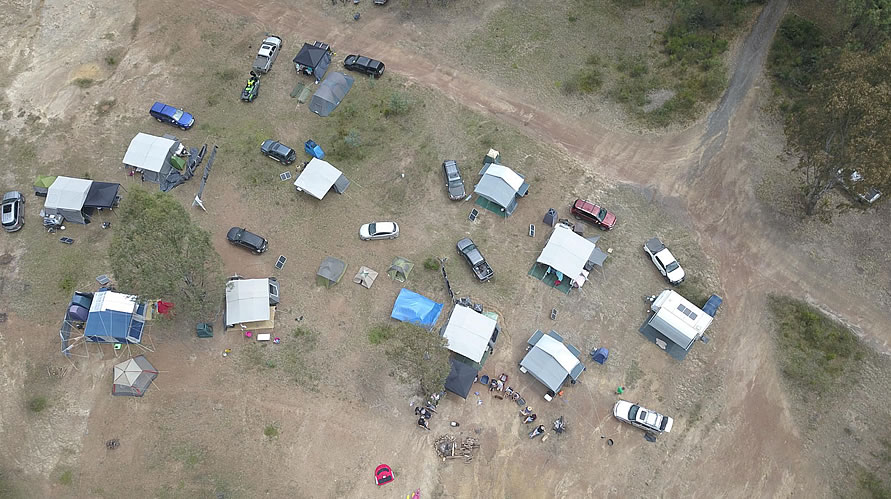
[343,54,385,78]
[260,140,297,165]
[227,227,268,254]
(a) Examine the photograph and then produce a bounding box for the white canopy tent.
[293,158,349,200]
[225,279,272,328]
[441,306,497,363]
[44,176,93,224]
[536,224,598,288]
[122,133,177,183]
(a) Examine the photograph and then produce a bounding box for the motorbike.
[528,425,545,439]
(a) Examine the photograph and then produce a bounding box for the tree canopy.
[371,323,451,397]
[788,43,891,214]
[108,188,224,323]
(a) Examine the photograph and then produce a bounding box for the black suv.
[343,55,385,78]
[227,227,268,254]
[260,140,297,165]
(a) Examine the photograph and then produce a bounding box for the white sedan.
[613,400,673,434]
[359,221,399,241]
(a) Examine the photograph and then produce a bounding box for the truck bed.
[472,263,494,281]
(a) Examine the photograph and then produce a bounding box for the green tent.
[33,175,57,196]
[317,257,347,288]
[387,257,414,283]
[169,156,186,171]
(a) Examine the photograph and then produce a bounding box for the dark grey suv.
[260,140,297,165]
[442,160,465,200]
[1,191,25,232]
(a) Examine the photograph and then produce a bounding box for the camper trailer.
[647,290,713,351]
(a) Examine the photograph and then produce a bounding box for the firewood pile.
[434,434,480,463]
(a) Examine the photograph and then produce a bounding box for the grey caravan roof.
[474,164,526,215]
[519,330,584,393]
[309,72,354,117]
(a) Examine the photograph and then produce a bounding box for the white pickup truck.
[252,35,282,74]
[644,237,685,285]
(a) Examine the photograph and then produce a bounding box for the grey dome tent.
[112,355,158,397]
[317,257,347,287]
[309,72,354,117]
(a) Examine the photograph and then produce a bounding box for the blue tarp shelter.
[390,288,443,329]
[84,290,147,344]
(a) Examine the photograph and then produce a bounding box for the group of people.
[415,405,435,430]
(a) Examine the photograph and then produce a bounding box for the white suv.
[614,400,673,434]
[644,237,685,285]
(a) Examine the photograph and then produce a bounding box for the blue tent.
[304,140,325,159]
[390,288,443,328]
[591,347,609,365]
[84,290,147,344]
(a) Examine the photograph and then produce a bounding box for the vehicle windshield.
[368,223,377,234]
[2,205,11,214]
[628,405,639,420]
[665,261,680,272]
[596,208,608,221]
[172,109,184,121]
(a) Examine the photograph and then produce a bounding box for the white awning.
[442,306,497,363]
[225,279,270,326]
[44,176,92,211]
[536,224,597,287]
[293,158,343,200]
[123,133,176,173]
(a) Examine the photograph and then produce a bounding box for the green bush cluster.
[768,296,865,395]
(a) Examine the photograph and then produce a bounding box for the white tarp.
[90,290,138,314]
[225,279,270,326]
[442,306,497,363]
[294,158,343,200]
[44,176,92,211]
[536,224,597,287]
[534,333,583,374]
[123,133,176,173]
[484,164,524,191]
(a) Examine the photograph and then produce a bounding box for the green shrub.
[562,67,603,95]
[263,425,279,438]
[768,15,827,92]
[768,296,866,395]
[368,325,393,345]
[28,397,48,413]
[59,470,73,486]
[72,78,94,88]
[385,92,410,117]
[423,257,440,271]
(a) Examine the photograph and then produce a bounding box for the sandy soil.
[1,0,889,497]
